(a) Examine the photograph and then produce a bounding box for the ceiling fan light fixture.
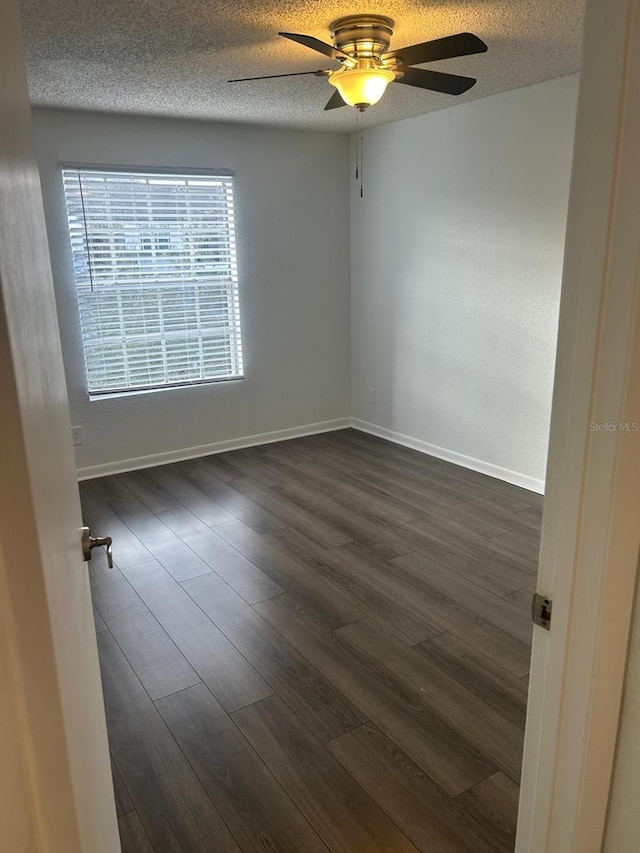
[328,66,396,109]
[231,18,487,115]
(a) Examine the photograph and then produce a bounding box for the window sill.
[88,375,245,402]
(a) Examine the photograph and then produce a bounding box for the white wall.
[32,110,351,473]
[34,79,578,483]
[350,75,579,489]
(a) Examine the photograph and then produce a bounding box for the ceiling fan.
[228,15,487,112]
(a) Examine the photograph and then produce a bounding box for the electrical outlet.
[71,426,84,446]
[367,387,376,405]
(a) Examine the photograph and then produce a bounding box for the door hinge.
[531,592,552,630]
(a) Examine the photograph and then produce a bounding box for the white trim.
[78,414,546,492]
[76,418,350,479]
[517,1,640,850]
[351,418,545,494]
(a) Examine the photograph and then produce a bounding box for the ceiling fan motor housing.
[329,15,395,61]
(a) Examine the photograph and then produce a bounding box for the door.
[517,0,640,850]
[0,0,119,850]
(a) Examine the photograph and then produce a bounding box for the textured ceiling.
[19,0,584,132]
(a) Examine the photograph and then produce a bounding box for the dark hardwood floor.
[80,428,540,853]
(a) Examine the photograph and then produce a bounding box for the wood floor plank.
[243,453,360,509]
[111,757,133,817]
[206,448,285,487]
[329,431,536,515]
[94,476,213,582]
[395,514,536,596]
[121,559,273,711]
[514,503,544,525]
[249,436,316,464]
[294,539,530,677]
[387,514,536,597]
[488,530,541,568]
[273,480,415,561]
[345,464,463,514]
[328,722,506,853]
[156,683,329,853]
[346,490,427,524]
[79,479,114,520]
[455,771,520,852]
[295,434,471,516]
[181,572,365,740]
[255,594,496,796]
[389,552,532,676]
[309,428,424,468]
[95,474,165,534]
[118,470,183,514]
[232,694,419,853]
[428,455,542,509]
[93,605,107,633]
[215,519,365,628]
[231,476,352,548]
[336,618,524,784]
[319,431,445,479]
[326,428,444,465]
[100,517,153,569]
[145,536,214,583]
[80,482,153,568]
[392,550,533,645]
[175,458,287,533]
[188,452,249,484]
[89,567,201,701]
[244,441,435,526]
[340,428,442,463]
[158,508,282,603]
[284,439,456,516]
[408,504,510,543]
[327,440,456,491]
[145,465,236,526]
[324,439,540,514]
[442,496,542,539]
[268,527,442,645]
[97,631,240,853]
[118,811,155,853]
[417,461,538,514]
[503,586,536,613]
[313,438,476,509]
[239,445,424,523]
[418,632,528,729]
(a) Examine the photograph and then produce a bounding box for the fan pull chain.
[355,110,360,181]
[355,110,365,199]
[360,125,364,199]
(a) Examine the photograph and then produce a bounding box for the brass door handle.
[82,526,113,568]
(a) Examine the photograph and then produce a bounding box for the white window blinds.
[62,167,244,396]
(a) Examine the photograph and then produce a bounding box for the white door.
[517,0,640,850]
[0,1,119,850]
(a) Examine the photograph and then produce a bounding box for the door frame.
[516,0,640,850]
[3,0,639,849]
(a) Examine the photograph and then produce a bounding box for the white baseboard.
[350,418,545,494]
[76,418,350,480]
[77,414,545,494]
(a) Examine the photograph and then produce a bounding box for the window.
[62,167,243,397]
